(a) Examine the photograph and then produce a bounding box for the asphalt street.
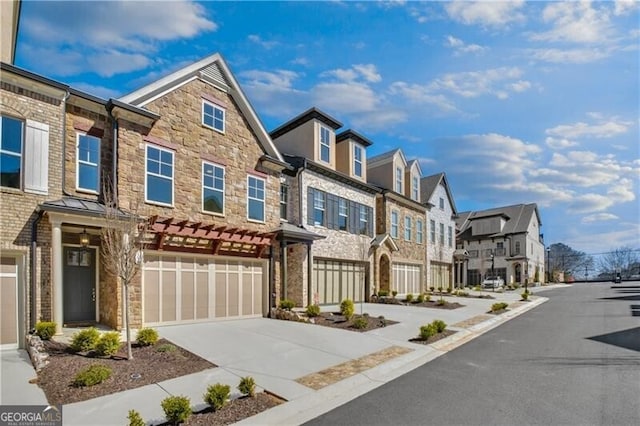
[305,283,640,426]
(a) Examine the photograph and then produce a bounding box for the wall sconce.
[79,228,90,247]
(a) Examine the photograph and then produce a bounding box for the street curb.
[237,296,549,425]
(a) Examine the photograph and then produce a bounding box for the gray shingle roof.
[456,203,540,238]
[420,172,457,213]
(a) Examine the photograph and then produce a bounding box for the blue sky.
[15,0,640,254]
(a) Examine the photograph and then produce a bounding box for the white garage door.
[314,259,365,305]
[143,254,265,326]
[1,257,18,349]
[392,263,422,295]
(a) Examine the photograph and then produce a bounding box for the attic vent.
[200,63,230,91]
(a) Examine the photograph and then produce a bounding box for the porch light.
[79,228,90,247]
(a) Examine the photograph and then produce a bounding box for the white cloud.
[239,69,308,118]
[388,82,459,112]
[545,137,579,150]
[71,82,121,100]
[581,213,619,223]
[445,0,526,28]
[614,0,639,16]
[321,64,381,83]
[248,35,279,50]
[531,1,612,44]
[444,35,487,55]
[527,47,610,63]
[546,116,632,139]
[428,67,530,99]
[568,193,613,213]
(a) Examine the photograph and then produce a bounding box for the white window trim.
[75,132,100,194]
[201,161,225,216]
[280,183,288,222]
[0,115,24,191]
[404,216,412,241]
[313,190,326,226]
[145,144,174,207]
[412,176,419,201]
[202,99,226,134]
[247,175,266,223]
[353,144,363,177]
[416,219,424,244]
[319,125,331,164]
[391,210,399,239]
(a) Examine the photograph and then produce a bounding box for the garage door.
[1,257,18,349]
[392,263,422,295]
[314,259,365,305]
[143,254,265,326]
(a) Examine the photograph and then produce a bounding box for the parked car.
[482,276,504,289]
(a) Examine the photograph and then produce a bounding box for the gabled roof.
[420,172,457,214]
[119,53,282,162]
[456,203,541,239]
[270,107,342,139]
[406,159,422,177]
[371,233,399,252]
[367,148,407,168]
[336,129,373,147]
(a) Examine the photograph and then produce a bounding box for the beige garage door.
[1,257,18,349]
[143,254,265,326]
[314,259,365,305]
[392,263,422,295]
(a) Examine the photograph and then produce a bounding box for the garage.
[314,259,366,305]
[143,254,266,326]
[392,263,422,295]
[0,257,19,349]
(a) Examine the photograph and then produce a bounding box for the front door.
[63,247,96,324]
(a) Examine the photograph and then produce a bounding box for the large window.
[307,188,373,236]
[391,210,399,238]
[359,207,368,235]
[448,225,453,247]
[439,197,445,209]
[412,176,419,201]
[146,144,174,206]
[515,241,521,254]
[395,167,403,193]
[247,175,265,222]
[404,216,412,241]
[338,198,348,231]
[353,145,363,177]
[202,100,225,133]
[280,184,288,220]
[202,162,224,215]
[416,219,424,244]
[1,116,23,189]
[430,219,436,243]
[320,126,331,163]
[439,222,445,245]
[313,189,325,225]
[76,133,100,193]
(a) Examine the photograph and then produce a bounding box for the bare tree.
[100,184,148,359]
[598,246,640,279]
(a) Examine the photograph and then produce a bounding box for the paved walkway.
[0,284,566,426]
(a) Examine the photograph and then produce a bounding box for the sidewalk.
[3,284,567,425]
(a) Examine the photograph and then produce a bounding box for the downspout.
[268,245,274,317]
[30,209,44,329]
[107,107,119,204]
[60,90,71,196]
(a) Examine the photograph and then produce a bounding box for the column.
[306,242,313,307]
[52,220,63,334]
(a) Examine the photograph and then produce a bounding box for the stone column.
[52,220,63,334]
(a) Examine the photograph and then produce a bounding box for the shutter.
[368,206,374,236]
[349,201,358,234]
[326,194,335,230]
[307,187,314,225]
[24,120,49,195]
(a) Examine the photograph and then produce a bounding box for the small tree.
[101,183,148,360]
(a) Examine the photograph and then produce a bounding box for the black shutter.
[326,193,336,230]
[349,201,358,234]
[307,187,314,225]
[368,206,374,236]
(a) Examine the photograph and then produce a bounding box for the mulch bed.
[488,309,509,315]
[375,297,465,310]
[311,313,398,332]
[409,329,457,345]
[38,338,216,406]
[177,392,285,426]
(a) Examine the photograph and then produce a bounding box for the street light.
[546,247,551,283]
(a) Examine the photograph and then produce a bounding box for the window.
[359,207,368,235]
[320,126,330,163]
[145,145,173,206]
[439,197,445,209]
[416,219,424,244]
[391,210,399,238]
[247,175,265,222]
[439,223,445,245]
[430,219,436,243]
[313,190,325,226]
[76,133,100,192]
[404,216,412,241]
[280,184,288,220]
[202,100,225,132]
[395,167,403,193]
[448,226,453,247]
[412,176,419,201]
[1,116,23,189]
[515,241,521,254]
[338,198,348,231]
[202,162,224,214]
[353,145,363,177]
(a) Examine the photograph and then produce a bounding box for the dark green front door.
[63,247,96,324]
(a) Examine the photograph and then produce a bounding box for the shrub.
[405,293,414,303]
[432,319,447,333]
[446,287,453,294]
[473,286,482,291]
[521,292,529,301]
[378,290,389,297]
[156,343,177,353]
[456,290,469,297]
[238,376,256,397]
[73,364,112,387]
[391,290,398,298]
[127,410,144,426]
[70,327,100,352]
[352,317,368,329]
[95,331,122,356]
[419,324,438,340]
[378,315,387,327]
[436,299,446,306]
[429,286,435,292]
[137,328,159,346]
[340,299,355,320]
[161,395,191,425]
[204,383,230,410]
[416,293,425,303]
[279,299,295,311]
[35,321,56,340]
[306,304,321,317]
[425,294,431,302]
[491,302,509,312]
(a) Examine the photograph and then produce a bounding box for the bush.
[436,299,446,306]
[473,285,482,291]
[521,291,529,300]
[378,290,389,297]
[419,324,438,340]
[405,293,414,303]
[137,328,159,346]
[432,319,446,333]
[352,317,368,329]
[378,315,387,327]
[491,302,509,312]
[429,286,435,292]
[456,290,469,297]
[127,410,144,426]
[340,299,355,320]
[424,294,431,302]
[95,331,121,356]
[279,299,295,311]
[70,327,100,352]
[204,383,230,410]
[391,290,398,298]
[35,321,56,340]
[416,293,425,303]
[306,304,321,317]
[238,376,256,397]
[156,343,177,353]
[73,364,112,387]
[161,395,191,425]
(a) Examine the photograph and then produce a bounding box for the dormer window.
[395,167,403,193]
[412,176,419,201]
[353,145,363,177]
[320,126,331,163]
